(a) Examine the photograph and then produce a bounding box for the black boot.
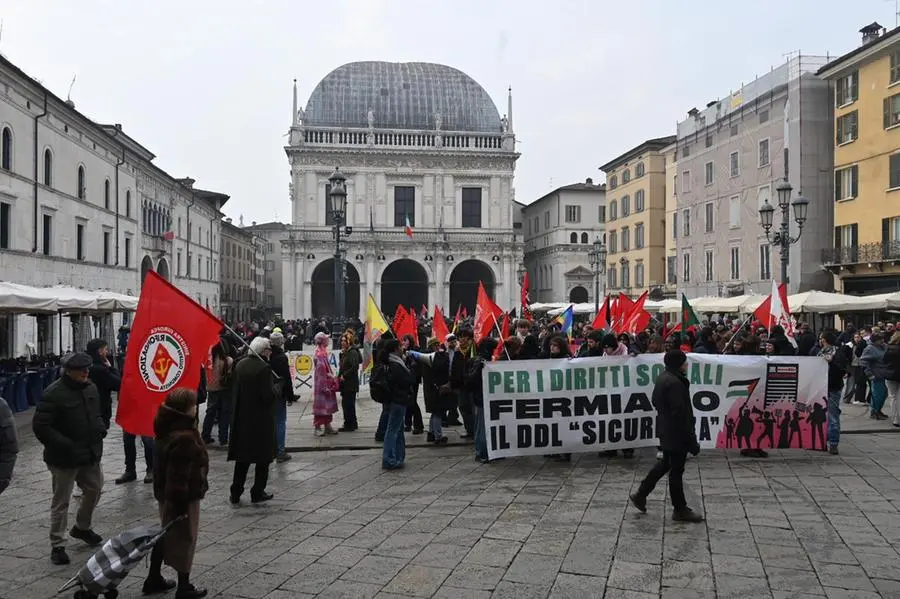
[175,572,207,599]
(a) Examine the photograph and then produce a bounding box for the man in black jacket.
[86,338,120,429]
[630,350,703,523]
[32,352,106,565]
[820,331,851,455]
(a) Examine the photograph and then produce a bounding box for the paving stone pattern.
[2,407,900,597]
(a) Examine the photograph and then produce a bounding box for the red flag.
[592,295,610,330]
[421,304,428,319]
[493,312,511,360]
[392,305,417,341]
[621,291,651,334]
[521,271,532,321]
[461,306,469,319]
[752,282,789,330]
[474,282,503,343]
[116,271,222,437]
[432,306,451,342]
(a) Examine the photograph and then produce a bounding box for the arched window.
[43,148,53,186]
[581,232,589,244]
[635,162,645,177]
[77,165,86,200]
[609,175,618,189]
[104,179,111,210]
[570,232,578,244]
[622,168,631,183]
[609,200,617,220]
[125,190,132,217]
[1,127,11,171]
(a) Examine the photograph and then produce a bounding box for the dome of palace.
[303,61,503,133]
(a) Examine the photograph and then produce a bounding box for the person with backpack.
[378,339,414,470]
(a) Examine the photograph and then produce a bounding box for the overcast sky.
[2,0,892,223]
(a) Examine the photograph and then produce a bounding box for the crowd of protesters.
[6,308,899,596]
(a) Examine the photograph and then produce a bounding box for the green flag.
[681,293,701,330]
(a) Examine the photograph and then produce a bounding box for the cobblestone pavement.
[3,404,900,598]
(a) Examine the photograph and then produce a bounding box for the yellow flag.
[363,294,389,371]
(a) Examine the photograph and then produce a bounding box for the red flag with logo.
[116,271,222,437]
[474,282,503,343]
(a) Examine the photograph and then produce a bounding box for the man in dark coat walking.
[630,350,704,522]
[228,337,277,504]
[32,352,107,565]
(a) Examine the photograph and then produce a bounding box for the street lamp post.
[758,179,809,286]
[588,237,608,315]
[328,167,351,349]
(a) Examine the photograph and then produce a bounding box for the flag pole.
[490,311,511,360]
[222,322,282,379]
[722,313,754,354]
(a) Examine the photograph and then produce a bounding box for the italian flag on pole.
[404,214,413,238]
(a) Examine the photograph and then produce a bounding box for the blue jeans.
[474,405,488,460]
[827,389,841,447]
[382,402,406,469]
[375,404,389,440]
[276,397,287,455]
[871,378,887,415]
[429,413,443,438]
[201,389,231,444]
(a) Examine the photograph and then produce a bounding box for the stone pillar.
[365,256,376,320]
[281,248,295,319]
[435,257,445,311]
[502,257,514,312]
[295,257,306,318]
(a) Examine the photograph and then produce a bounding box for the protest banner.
[482,354,828,460]
[287,349,369,397]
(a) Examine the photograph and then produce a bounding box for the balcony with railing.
[821,242,900,271]
[285,227,521,246]
[297,126,510,153]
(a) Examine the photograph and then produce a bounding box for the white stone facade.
[520,181,607,304]
[281,62,522,320]
[0,56,224,357]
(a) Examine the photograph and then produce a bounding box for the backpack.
[369,363,391,404]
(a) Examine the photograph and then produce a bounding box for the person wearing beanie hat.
[629,349,704,523]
